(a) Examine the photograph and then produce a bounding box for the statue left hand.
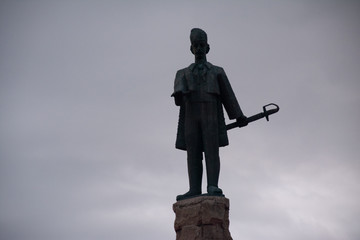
[236,115,248,127]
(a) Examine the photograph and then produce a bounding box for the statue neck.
[195,56,207,64]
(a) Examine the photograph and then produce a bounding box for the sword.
[226,103,280,130]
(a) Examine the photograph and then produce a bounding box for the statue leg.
[176,102,203,201]
[187,147,203,194]
[201,102,223,196]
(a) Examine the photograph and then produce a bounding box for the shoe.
[176,190,201,201]
[207,186,224,196]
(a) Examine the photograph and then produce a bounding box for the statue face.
[191,39,208,59]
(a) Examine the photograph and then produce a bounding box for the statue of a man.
[172,28,247,201]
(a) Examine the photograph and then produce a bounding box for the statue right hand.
[236,115,248,127]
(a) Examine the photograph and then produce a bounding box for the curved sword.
[226,103,280,130]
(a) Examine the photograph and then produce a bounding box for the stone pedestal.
[173,196,232,240]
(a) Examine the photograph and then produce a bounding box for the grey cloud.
[1,1,359,240]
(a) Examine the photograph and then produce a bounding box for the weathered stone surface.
[173,196,232,240]
[177,225,201,240]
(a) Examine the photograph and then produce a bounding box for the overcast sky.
[1,1,359,240]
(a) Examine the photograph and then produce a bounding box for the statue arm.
[172,69,187,106]
[218,68,245,120]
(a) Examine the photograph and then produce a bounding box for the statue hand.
[236,115,248,127]
[173,93,183,106]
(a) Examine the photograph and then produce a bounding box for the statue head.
[190,28,210,58]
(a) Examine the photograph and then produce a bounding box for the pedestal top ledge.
[173,195,229,208]
[173,196,230,230]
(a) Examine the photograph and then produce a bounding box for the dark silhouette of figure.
[172,28,247,201]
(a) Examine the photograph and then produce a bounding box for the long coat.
[172,62,244,151]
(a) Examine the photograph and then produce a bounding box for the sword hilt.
[263,103,279,121]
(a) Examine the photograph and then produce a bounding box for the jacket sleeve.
[171,69,187,106]
[217,67,244,119]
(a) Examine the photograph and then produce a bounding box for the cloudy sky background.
[1,1,359,239]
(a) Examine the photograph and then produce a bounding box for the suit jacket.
[172,62,244,151]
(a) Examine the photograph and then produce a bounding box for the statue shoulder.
[206,62,226,75]
[175,68,186,78]
[177,63,195,73]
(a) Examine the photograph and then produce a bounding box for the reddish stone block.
[173,196,232,240]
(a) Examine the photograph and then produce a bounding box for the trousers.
[184,100,220,192]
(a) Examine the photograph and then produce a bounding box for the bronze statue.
[172,28,248,201]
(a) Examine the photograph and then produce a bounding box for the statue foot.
[207,186,224,196]
[176,190,201,201]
